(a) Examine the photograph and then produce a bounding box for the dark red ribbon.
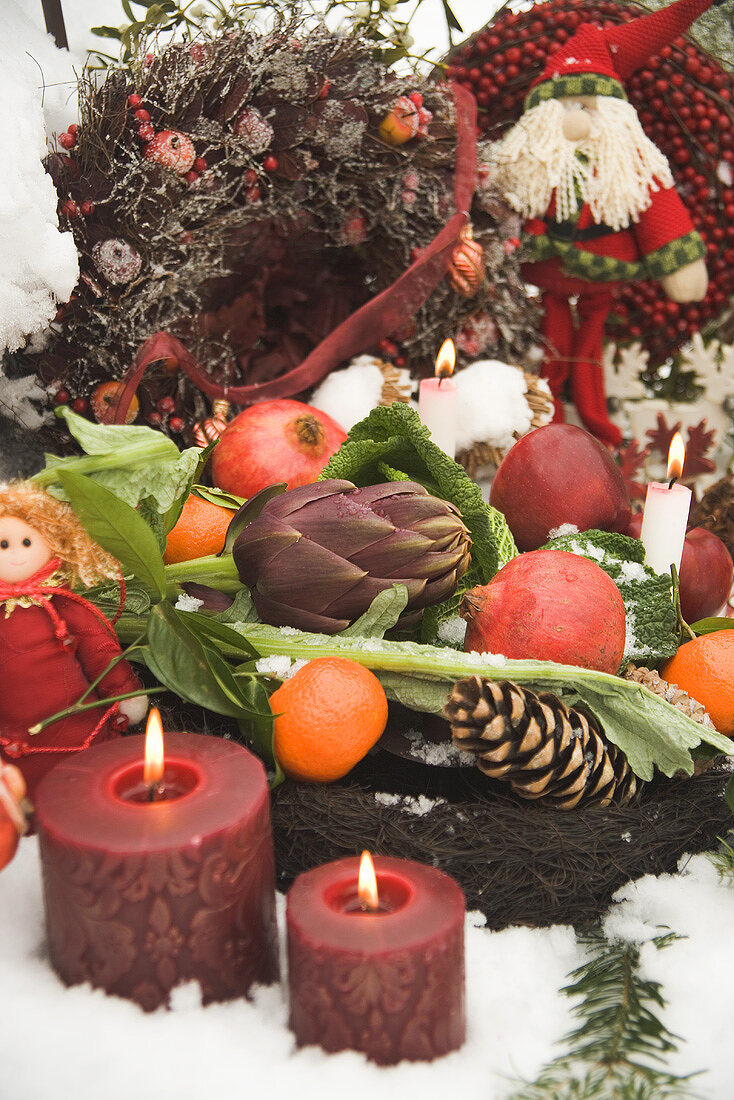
[113,82,478,423]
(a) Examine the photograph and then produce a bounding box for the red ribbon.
[113,82,478,423]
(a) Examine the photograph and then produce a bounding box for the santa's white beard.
[488,97,674,231]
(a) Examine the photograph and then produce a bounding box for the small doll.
[0,483,147,799]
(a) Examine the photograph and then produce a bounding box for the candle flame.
[667,432,686,482]
[358,850,379,912]
[143,707,165,786]
[434,339,456,381]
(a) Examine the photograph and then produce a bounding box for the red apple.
[626,518,732,623]
[211,399,347,498]
[461,549,626,673]
[489,425,631,552]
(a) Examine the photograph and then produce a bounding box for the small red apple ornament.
[461,549,626,674]
[489,424,631,552]
[628,516,733,623]
[211,399,347,498]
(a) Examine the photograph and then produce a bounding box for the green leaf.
[340,584,409,638]
[321,404,517,629]
[121,0,135,20]
[146,603,259,718]
[692,616,734,636]
[221,623,734,780]
[236,679,282,786]
[215,588,261,624]
[91,25,123,39]
[86,580,152,618]
[178,610,259,657]
[191,484,244,511]
[137,495,167,554]
[162,442,218,535]
[440,0,463,32]
[223,483,287,555]
[56,471,165,597]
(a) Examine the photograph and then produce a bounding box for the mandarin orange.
[163,494,234,564]
[270,657,388,782]
[660,629,734,736]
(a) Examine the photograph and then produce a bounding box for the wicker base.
[272,748,731,930]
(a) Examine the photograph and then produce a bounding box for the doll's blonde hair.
[0,482,120,588]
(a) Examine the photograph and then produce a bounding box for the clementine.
[163,494,234,564]
[660,629,734,736]
[270,657,388,782]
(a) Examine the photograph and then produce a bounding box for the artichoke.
[233,479,472,633]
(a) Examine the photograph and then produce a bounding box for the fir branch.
[510,929,701,1100]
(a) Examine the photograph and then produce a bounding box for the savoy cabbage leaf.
[542,529,678,666]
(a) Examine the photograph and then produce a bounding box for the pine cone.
[690,475,734,563]
[443,678,639,810]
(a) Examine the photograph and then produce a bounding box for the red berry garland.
[446,0,734,372]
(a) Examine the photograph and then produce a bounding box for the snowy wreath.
[23,20,537,436]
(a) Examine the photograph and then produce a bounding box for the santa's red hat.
[525,0,715,109]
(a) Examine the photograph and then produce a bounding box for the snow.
[437,614,467,648]
[174,594,204,612]
[0,4,79,355]
[310,358,387,432]
[618,560,650,584]
[374,792,447,816]
[255,656,309,680]
[547,523,580,539]
[2,840,734,1097]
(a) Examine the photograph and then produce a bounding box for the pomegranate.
[211,399,347,498]
[461,549,626,674]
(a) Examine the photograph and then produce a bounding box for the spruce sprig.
[510,930,700,1100]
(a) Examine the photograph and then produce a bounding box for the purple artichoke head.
[233,479,472,633]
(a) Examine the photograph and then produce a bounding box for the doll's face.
[0,517,53,584]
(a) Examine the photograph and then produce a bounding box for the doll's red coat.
[0,594,142,797]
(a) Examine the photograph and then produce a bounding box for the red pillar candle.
[35,730,279,1012]
[286,853,465,1064]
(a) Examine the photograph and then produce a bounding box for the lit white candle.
[419,339,458,458]
[640,432,692,577]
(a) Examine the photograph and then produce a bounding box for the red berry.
[184,170,198,184]
[137,122,155,142]
[72,397,88,414]
[246,185,261,203]
[245,168,258,185]
[134,109,151,123]
[263,155,278,172]
[148,411,163,426]
[54,388,70,405]
[379,338,398,358]
[193,156,207,172]
[157,396,175,415]
[169,416,185,433]
[61,199,78,216]
[127,94,143,108]
[80,200,94,216]
[408,92,423,106]
[318,80,330,100]
[58,132,76,149]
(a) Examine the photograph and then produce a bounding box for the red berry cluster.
[148,394,184,432]
[127,93,206,185]
[447,0,734,370]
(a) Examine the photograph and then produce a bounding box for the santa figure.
[489,0,715,446]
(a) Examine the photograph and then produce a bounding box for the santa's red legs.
[489,0,715,447]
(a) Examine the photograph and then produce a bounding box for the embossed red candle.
[287,852,465,1064]
[35,710,279,1011]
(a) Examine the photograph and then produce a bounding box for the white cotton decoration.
[310,355,413,432]
[454,359,534,453]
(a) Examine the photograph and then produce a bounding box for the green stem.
[163,554,241,599]
[31,438,173,487]
[671,563,696,642]
[28,687,166,735]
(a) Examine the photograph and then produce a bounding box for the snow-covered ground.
[2,839,734,1099]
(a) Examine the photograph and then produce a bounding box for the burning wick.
[667,431,685,490]
[358,850,379,913]
[435,338,456,389]
[143,707,165,803]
